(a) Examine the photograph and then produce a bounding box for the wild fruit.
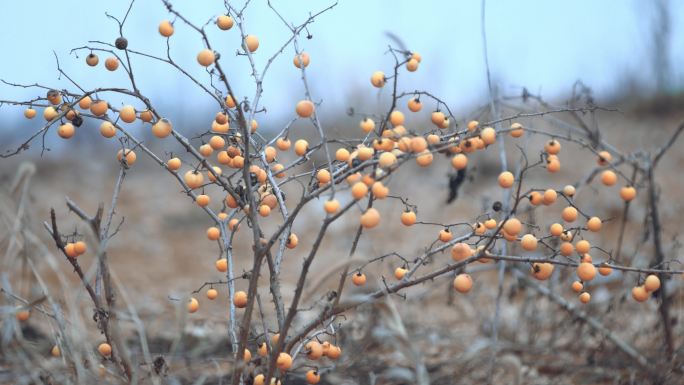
[207,227,220,241]
[520,234,538,251]
[184,171,204,189]
[233,291,248,308]
[294,139,309,156]
[306,341,323,360]
[97,343,112,357]
[601,170,617,186]
[244,35,259,52]
[394,267,407,280]
[276,352,292,370]
[187,297,199,313]
[119,105,136,123]
[360,208,380,228]
[620,186,636,201]
[352,272,366,286]
[561,206,578,222]
[370,71,385,87]
[597,150,612,166]
[159,20,174,37]
[116,149,137,166]
[453,274,473,293]
[351,182,368,200]
[293,52,310,68]
[586,217,602,232]
[632,286,649,302]
[510,122,524,137]
[305,370,321,384]
[215,258,228,273]
[579,292,591,304]
[207,288,218,300]
[324,199,339,214]
[571,281,583,292]
[407,97,422,112]
[24,108,36,119]
[167,157,181,171]
[644,274,661,292]
[431,111,445,127]
[550,223,563,237]
[576,262,596,281]
[503,218,522,235]
[296,100,315,118]
[197,49,215,66]
[531,263,554,280]
[216,15,234,30]
[498,171,514,188]
[400,210,416,226]
[575,240,591,254]
[451,243,472,261]
[105,57,119,71]
[58,123,75,139]
[90,100,109,116]
[86,53,99,66]
[439,228,452,242]
[542,189,557,205]
[451,154,468,170]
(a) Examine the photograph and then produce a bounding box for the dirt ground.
[2,102,684,384]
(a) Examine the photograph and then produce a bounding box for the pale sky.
[0,0,682,131]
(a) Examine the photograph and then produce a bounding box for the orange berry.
[97,343,112,357]
[352,272,366,286]
[216,258,228,272]
[159,20,174,37]
[394,267,407,280]
[439,229,453,242]
[233,291,248,308]
[542,189,557,205]
[293,51,310,68]
[597,150,612,166]
[276,352,292,370]
[244,35,259,52]
[498,171,514,188]
[400,210,416,226]
[520,234,538,251]
[324,199,339,214]
[575,240,591,254]
[510,122,524,137]
[207,227,220,241]
[550,223,564,237]
[576,262,596,281]
[531,262,554,280]
[451,154,468,170]
[601,170,617,186]
[644,274,661,292]
[571,281,583,293]
[620,186,636,201]
[370,71,385,87]
[207,288,218,300]
[561,206,578,222]
[216,15,234,30]
[351,182,368,200]
[104,57,119,71]
[360,208,380,228]
[579,292,591,304]
[294,139,309,156]
[503,218,522,235]
[453,274,473,293]
[305,369,321,384]
[296,100,315,118]
[451,243,472,261]
[632,286,649,302]
[586,217,602,232]
[197,49,215,66]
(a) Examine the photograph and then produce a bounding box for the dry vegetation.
[1,1,684,385]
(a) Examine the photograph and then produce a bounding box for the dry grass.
[1,104,684,384]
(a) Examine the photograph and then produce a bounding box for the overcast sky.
[0,0,682,129]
